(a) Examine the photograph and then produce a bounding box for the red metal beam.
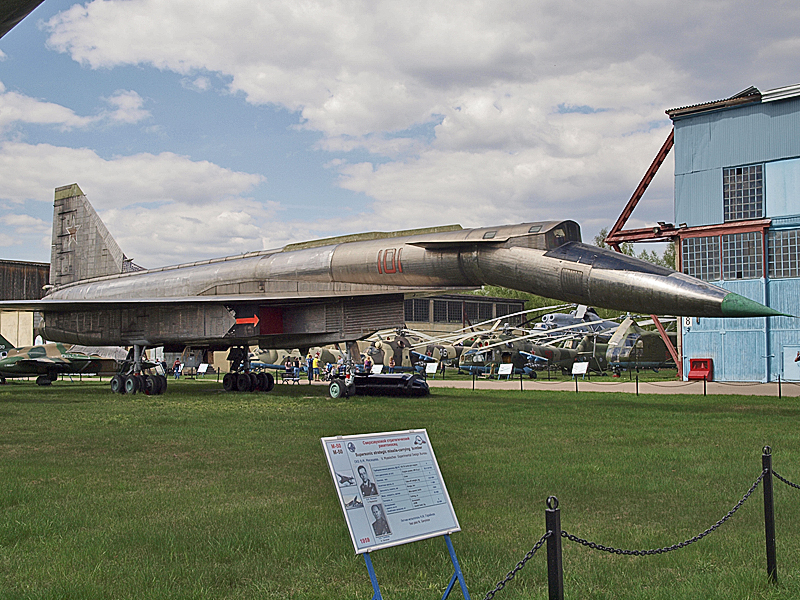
[606,129,674,250]
[606,128,681,377]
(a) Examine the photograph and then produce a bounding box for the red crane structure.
[604,129,683,378]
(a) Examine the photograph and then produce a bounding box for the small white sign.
[371,364,384,374]
[197,363,209,374]
[572,361,589,375]
[321,430,460,554]
[497,363,513,376]
[425,361,439,375]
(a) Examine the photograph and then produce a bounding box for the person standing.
[306,353,313,384]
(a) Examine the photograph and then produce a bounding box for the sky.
[0,0,799,268]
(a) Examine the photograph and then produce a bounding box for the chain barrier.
[773,470,800,490]
[481,530,552,600]
[561,469,767,556]
[643,380,699,388]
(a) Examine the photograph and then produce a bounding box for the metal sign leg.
[442,534,471,600]
[363,552,384,600]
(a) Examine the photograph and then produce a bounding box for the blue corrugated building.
[668,84,800,382]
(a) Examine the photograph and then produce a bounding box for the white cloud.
[0,213,49,234]
[101,90,151,124]
[0,81,95,131]
[31,0,800,258]
[0,141,269,264]
[0,82,150,131]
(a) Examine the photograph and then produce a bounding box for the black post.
[703,375,707,397]
[545,497,564,600]
[762,446,778,584]
[778,375,782,399]
[472,372,475,391]
[574,375,578,394]
[520,372,523,391]
[635,374,639,396]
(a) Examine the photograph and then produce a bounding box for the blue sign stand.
[363,534,470,600]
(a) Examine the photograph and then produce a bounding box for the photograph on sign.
[321,429,460,554]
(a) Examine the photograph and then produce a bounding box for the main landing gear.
[110,344,167,395]
[223,345,275,393]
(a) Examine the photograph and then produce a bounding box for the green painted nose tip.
[720,293,791,318]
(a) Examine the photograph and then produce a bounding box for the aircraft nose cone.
[720,293,791,318]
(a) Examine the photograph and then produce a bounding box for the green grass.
[2,379,800,599]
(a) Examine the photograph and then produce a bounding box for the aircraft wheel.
[263,372,275,392]
[237,373,252,392]
[124,374,139,394]
[158,375,168,394]
[144,375,159,395]
[529,371,537,379]
[110,375,125,394]
[223,373,235,392]
[329,379,344,398]
[248,373,258,392]
[36,375,52,386]
[0,374,5,385]
[48,371,58,382]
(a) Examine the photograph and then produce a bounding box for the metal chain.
[562,469,767,556]
[482,530,552,600]
[773,470,800,490]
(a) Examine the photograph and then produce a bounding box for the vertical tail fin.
[0,333,14,353]
[50,184,141,287]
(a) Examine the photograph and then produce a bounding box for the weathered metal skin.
[25,186,783,349]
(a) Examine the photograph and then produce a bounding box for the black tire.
[0,374,6,385]
[158,375,168,394]
[329,380,343,398]
[264,372,275,392]
[36,375,51,386]
[110,375,125,394]
[48,371,58,382]
[237,373,252,392]
[223,373,235,392]
[144,375,158,395]
[248,373,258,392]
[124,374,139,394]
[529,371,537,379]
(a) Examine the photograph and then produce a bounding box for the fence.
[482,446,796,600]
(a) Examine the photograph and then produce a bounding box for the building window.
[723,165,763,222]
[496,302,523,325]
[722,232,763,280]
[433,300,448,323]
[404,298,430,322]
[682,236,721,281]
[463,302,479,323]
[769,229,800,279]
[479,302,493,321]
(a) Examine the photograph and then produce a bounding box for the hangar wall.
[0,259,48,347]
[670,85,800,381]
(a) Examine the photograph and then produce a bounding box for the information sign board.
[321,430,460,554]
[572,361,589,375]
[425,361,439,375]
[497,363,513,376]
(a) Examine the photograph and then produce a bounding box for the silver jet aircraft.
[1,184,783,394]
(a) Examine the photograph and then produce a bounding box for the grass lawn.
[2,379,800,599]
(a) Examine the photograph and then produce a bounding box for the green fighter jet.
[0,334,124,386]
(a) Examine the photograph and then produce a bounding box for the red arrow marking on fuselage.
[236,315,260,327]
